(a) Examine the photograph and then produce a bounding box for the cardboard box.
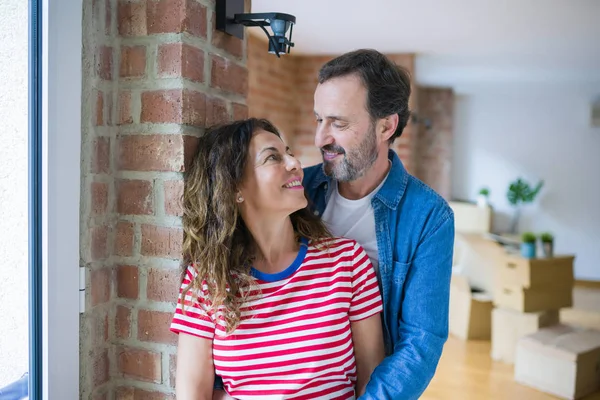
[449,201,492,234]
[497,255,575,290]
[515,324,600,399]
[560,286,600,331]
[453,233,509,295]
[494,284,572,313]
[492,307,559,364]
[449,274,493,340]
[560,308,600,331]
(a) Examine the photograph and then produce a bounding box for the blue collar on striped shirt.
[250,237,309,282]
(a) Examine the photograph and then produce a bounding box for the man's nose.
[315,123,334,149]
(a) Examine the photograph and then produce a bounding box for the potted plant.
[521,232,537,258]
[540,232,554,257]
[507,177,544,233]
[477,187,490,207]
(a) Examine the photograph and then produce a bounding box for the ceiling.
[250,0,600,85]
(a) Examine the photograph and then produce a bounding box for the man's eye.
[332,123,345,129]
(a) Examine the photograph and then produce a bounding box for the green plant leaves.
[507,177,544,206]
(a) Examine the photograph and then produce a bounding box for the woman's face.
[238,130,307,216]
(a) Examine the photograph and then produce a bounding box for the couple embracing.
[170,49,455,400]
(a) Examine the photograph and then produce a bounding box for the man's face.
[313,74,380,182]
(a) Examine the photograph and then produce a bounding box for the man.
[303,49,455,399]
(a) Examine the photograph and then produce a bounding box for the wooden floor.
[421,336,600,400]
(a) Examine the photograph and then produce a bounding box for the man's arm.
[359,212,454,400]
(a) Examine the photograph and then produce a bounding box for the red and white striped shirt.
[170,237,383,400]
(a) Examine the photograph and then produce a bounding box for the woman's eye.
[267,154,279,161]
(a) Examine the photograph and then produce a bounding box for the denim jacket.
[303,150,455,400]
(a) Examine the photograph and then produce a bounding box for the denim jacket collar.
[308,149,408,211]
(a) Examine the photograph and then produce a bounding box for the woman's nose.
[285,154,301,171]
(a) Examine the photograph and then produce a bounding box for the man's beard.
[321,123,379,182]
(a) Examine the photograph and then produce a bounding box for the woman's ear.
[236,191,244,203]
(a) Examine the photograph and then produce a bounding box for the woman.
[170,118,384,400]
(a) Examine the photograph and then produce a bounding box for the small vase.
[542,241,554,257]
[521,242,536,258]
[477,195,488,207]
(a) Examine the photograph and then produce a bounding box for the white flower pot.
[477,195,489,207]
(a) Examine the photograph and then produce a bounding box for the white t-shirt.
[322,172,389,273]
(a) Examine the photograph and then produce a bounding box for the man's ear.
[378,114,399,142]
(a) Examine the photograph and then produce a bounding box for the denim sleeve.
[359,213,454,400]
[214,373,224,390]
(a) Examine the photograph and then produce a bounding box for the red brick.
[169,354,176,388]
[147,0,206,38]
[163,180,183,216]
[182,89,206,126]
[115,221,134,257]
[232,103,248,120]
[118,0,147,36]
[91,310,109,346]
[211,55,248,96]
[183,135,199,172]
[147,267,180,302]
[146,0,184,34]
[211,12,242,59]
[92,349,109,388]
[94,391,108,400]
[118,134,184,172]
[118,91,133,125]
[157,43,180,77]
[185,0,207,38]
[92,137,110,174]
[96,46,113,81]
[117,346,162,383]
[116,387,176,400]
[117,179,154,215]
[91,267,111,306]
[91,181,109,215]
[140,89,182,124]
[105,0,112,35]
[116,305,131,339]
[138,310,177,344]
[105,91,114,126]
[120,46,146,78]
[116,265,139,299]
[141,89,205,126]
[157,43,204,83]
[205,96,229,127]
[91,225,109,261]
[141,225,183,259]
[95,90,104,126]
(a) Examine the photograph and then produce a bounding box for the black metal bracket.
[215,0,296,57]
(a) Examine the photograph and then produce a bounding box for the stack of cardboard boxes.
[491,254,575,363]
[448,201,600,398]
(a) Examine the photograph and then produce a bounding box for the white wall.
[452,82,600,280]
[0,0,29,388]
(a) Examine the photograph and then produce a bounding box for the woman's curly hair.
[181,118,331,334]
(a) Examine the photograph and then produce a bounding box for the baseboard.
[575,279,600,289]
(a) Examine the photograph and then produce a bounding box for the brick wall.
[248,36,418,172]
[247,34,298,145]
[80,0,250,398]
[415,87,454,199]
